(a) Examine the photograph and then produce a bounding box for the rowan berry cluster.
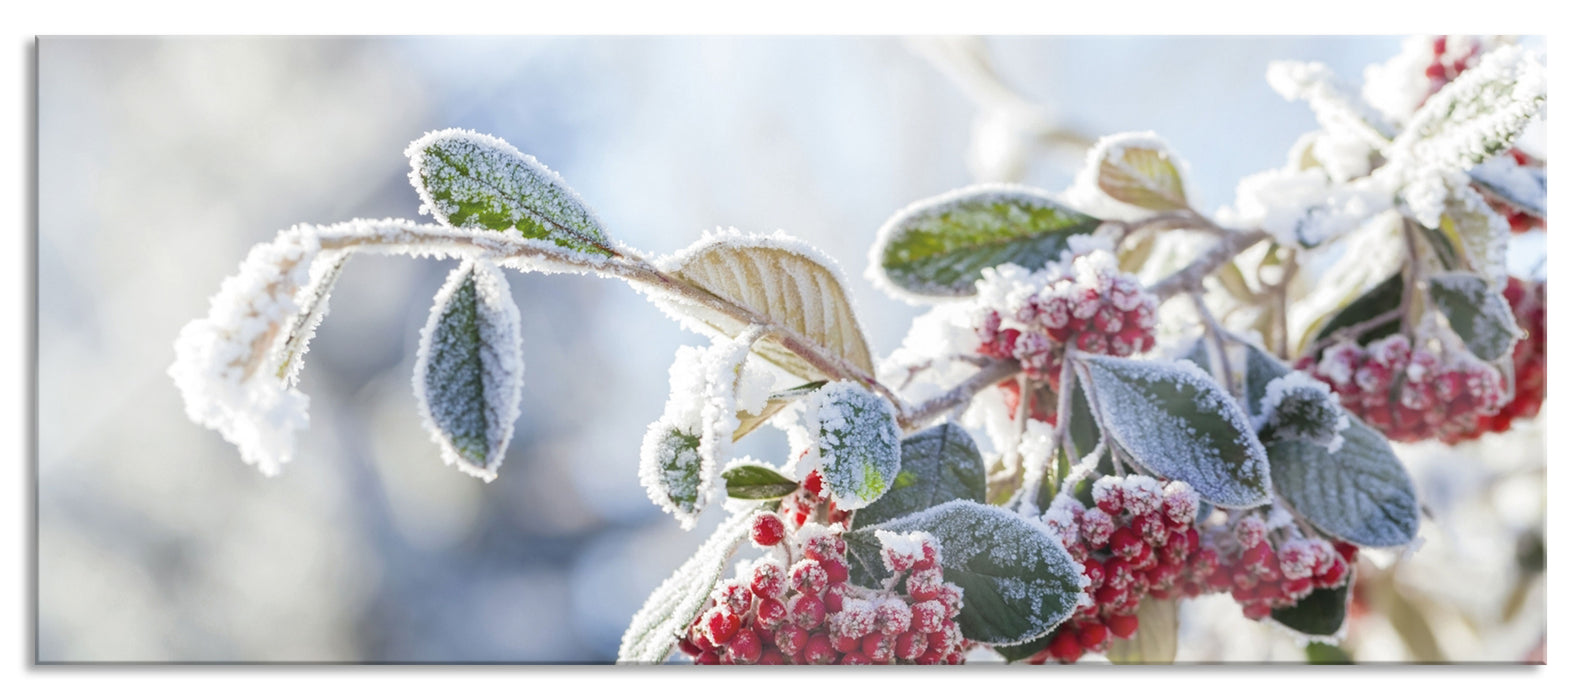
[975,251,1159,383]
[1442,277,1546,443]
[678,516,970,664]
[1197,512,1356,621]
[1031,475,1206,663]
[1299,334,1503,443]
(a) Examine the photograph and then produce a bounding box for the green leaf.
[1095,137,1190,211]
[1267,417,1420,547]
[722,463,799,500]
[617,508,757,663]
[847,501,1083,646]
[871,184,1101,299]
[413,261,523,482]
[638,423,704,522]
[1244,342,1288,417]
[1309,272,1404,351]
[809,382,902,510]
[1304,642,1354,664]
[995,629,1057,662]
[1074,353,1272,508]
[1428,272,1518,362]
[1246,344,1348,450]
[1106,597,1179,664]
[1438,186,1511,282]
[1273,575,1353,639]
[851,422,986,529]
[406,129,611,256]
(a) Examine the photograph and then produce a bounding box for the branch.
[1147,227,1271,301]
[898,359,1020,432]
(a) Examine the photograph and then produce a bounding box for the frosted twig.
[1192,293,1241,399]
[1147,227,1271,301]
[898,358,1020,433]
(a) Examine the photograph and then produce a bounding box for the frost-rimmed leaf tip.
[406,128,612,257]
[867,183,1099,303]
[412,259,525,482]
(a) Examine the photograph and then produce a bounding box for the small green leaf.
[1106,597,1179,664]
[847,501,1083,646]
[414,261,523,482]
[638,423,704,522]
[1267,417,1420,547]
[722,463,799,500]
[871,184,1101,299]
[1273,575,1353,639]
[406,129,611,256]
[851,422,986,530]
[1304,642,1354,664]
[1074,353,1272,508]
[1095,136,1190,211]
[808,382,902,510]
[1428,272,1519,361]
[1309,272,1404,351]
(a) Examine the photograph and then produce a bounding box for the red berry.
[702,606,740,646]
[1077,622,1109,651]
[802,634,837,664]
[725,630,763,664]
[1107,614,1139,639]
[750,512,785,547]
[755,597,788,628]
[788,592,826,629]
[774,625,808,655]
[1049,630,1084,664]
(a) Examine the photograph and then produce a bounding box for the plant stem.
[898,359,1020,432]
[1148,227,1271,301]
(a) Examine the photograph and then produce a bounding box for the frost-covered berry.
[755,597,788,629]
[702,606,741,646]
[750,512,786,547]
[789,559,830,594]
[714,581,754,616]
[775,624,808,655]
[907,567,944,602]
[788,592,826,629]
[1303,333,1508,444]
[750,561,788,600]
[725,629,763,664]
[874,597,913,636]
[802,634,837,665]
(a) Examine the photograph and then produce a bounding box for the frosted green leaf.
[406,128,611,256]
[413,260,523,482]
[1075,353,1272,508]
[807,382,901,510]
[1267,418,1420,547]
[1429,272,1518,362]
[1246,344,1348,452]
[852,422,986,529]
[617,508,757,664]
[721,462,798,500]
[869,184,1100,300]
[1308,272,1404,351]
[1392,45,1546,172]
[847,500,1083,645]
[637,422,704,523]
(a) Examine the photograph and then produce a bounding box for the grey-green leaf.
[414,260,524,482]
[406,129,611,256]
[617,508,757,663]
[1267,417,1420,547]
[870,184,1101,300]
[847,500,1083,646]
[851,422,986,529]
[1428,272,1519,362]
[809,382,902,510]
[1272,575,1353,639]
[1075,353,1272,508]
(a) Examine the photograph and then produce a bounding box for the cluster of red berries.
[1030,475,1206,664]
[779,470,851,529]
[678,515,970,664]
[1197,513,1356,621]
[976,252,1159,382]
[1298,334,1503,443]
[1442,278,1546,443]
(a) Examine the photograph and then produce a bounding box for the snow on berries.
[975,251,1159,381]
[1300,333,1504,443]
[679,516,969,665]
[1033,474,1352,664]
[1441,277,1546,442]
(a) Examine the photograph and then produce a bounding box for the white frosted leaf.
[1470,156,1546,217]
[1245,344,1349,452]
[1391,45,1546,172]
[846,500,1083,645]
[1428,272,1519,362]
[1075,353,1273,508]
[275,252,348,385]
[868,184,1099,300]
[617,508,756,663]
[413,260,524,482]
[637,421,705,528]
[655,228,874,380]
[1437,183,1512,284]
[805,381,901,510]
[406,128,611,256]
[1091,132,1190,211]
[1267,418,1420,548]
[1106,596,1179,664]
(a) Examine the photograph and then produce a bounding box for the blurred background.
[36,36,1544,663]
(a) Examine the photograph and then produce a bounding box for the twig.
[1147,227,1271,301]
[1192,293,1240,399]
[1274,253,1298,360]
[898,359,1020,432]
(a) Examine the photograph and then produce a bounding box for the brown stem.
[898,359,1020,433]
[1147,227,1271,301]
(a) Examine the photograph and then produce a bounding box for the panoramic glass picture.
[37,35,1546,664]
